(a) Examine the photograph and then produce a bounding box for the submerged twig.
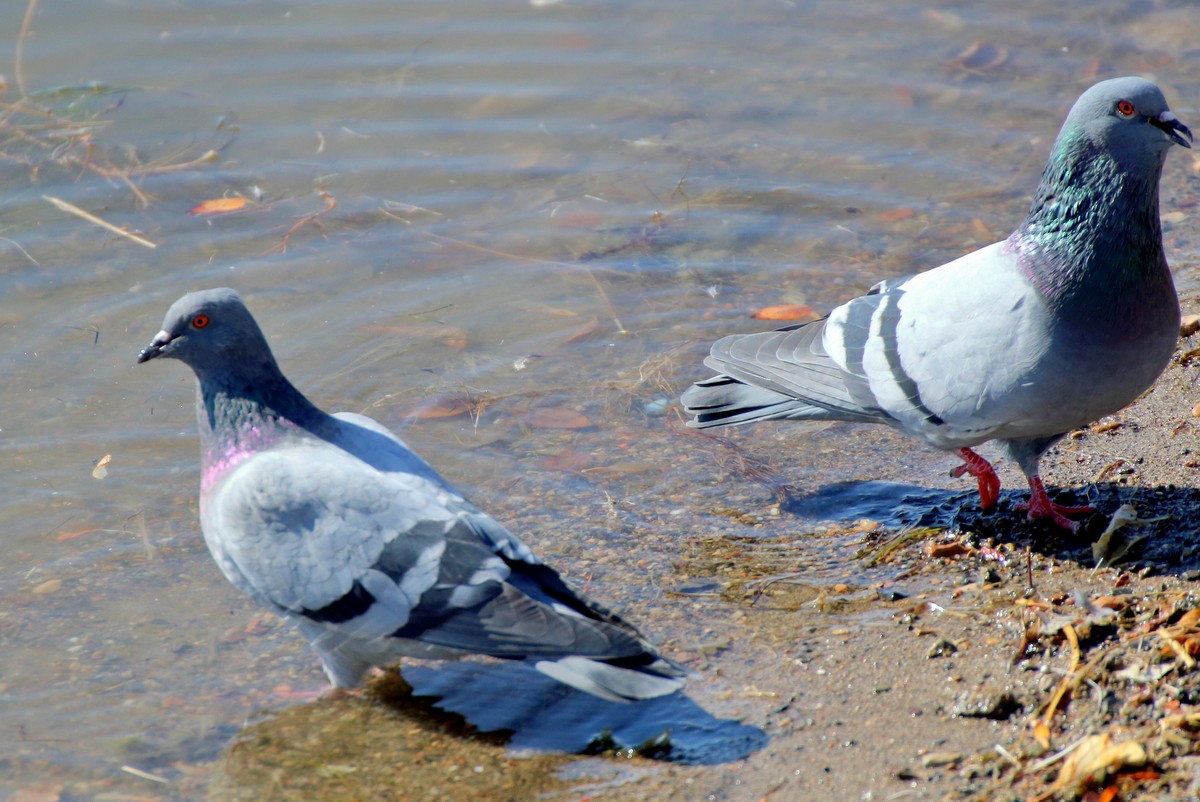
[262,190,336,255]
[425,230,626,334]
[42,194,157,248]
[15,0,38,100]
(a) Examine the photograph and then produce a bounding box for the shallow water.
[3,0,1199,798]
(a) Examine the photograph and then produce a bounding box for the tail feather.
[534,655,685,703]
[681,375,845,427]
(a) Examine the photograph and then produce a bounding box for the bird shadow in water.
[784,478,1200,571]
[397,661,768,766]
[784,479,986,530]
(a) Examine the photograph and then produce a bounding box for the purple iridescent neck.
[194,370,328,494]
[200,416,296,493]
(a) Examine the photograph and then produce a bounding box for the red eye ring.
[191,314,210,329]
[1116,99,1136,117]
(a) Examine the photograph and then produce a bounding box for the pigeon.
[682,77,1191,531]
[138,288,683,703]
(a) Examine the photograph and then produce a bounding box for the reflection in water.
[403,661,768,765]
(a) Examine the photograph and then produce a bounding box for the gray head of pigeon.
[138,288,324,444]
[1015,77,1191,303]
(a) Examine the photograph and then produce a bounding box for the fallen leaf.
[540,449,592,472]
[399,395,471,420]
[1034,720,1052,750]
[581,461,663,479]
[9,786,62,802]
[1049,734,1146,797]
[879,207,915,223]
[32,579,62,596]
[551,209,606,228]
[1093,504,1169,568]
[751,304,817,321]
[969,217,995,242]
[55,528,98,542]
[188,197,247,215]
[925,541,971,559]
[92,453,112,479]
[527,407,593,429]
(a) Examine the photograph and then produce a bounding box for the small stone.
[953,689,1022,720]
[921,751,962,768]
[927,638,958,658]
[1182,313,1200,337]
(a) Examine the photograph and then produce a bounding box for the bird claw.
[952,448,1001,510]
[1018,476,1091,531]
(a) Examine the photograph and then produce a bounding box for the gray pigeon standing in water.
[682,77,1191,531]
[138,288,683,702]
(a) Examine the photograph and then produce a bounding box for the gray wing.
[204,432,681,700]
[685,241,1052,448]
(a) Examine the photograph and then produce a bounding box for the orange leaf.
[9,786,62,802]
[751,304,817,321]
[551,210,606,228]
[189,197,248,215]
[540,448,592,472]
[55,528,98,542]
[92,453,112,479]
[1033,720,1052,750]
[925,541,971,559]
[399,395,471,420]
[879,207,915,222]
[527,407,593,429]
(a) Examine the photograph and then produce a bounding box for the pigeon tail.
[534,655,685,703]
[682,376,821,427]
[681,375,875,428]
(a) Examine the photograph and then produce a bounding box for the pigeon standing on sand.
[138,288,683,702]
[682,77,1191,531]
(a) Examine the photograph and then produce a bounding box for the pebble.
[927,638,958,658]
[921,751,962,768]
[1181,313,1200,337]
[643,398,671,416]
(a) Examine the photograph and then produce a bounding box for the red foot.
[1016,476,1092,531]
[951,447,1001,510]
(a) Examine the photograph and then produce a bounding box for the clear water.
[2,0,1197,796]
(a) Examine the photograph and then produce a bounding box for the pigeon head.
[1055,76,1191,174]
[137,288,279,380]
[1018,77,1190,291]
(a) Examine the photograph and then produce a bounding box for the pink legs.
[951,449,1089,531]
[951,447,1001,510]
[1016,475,1092,532]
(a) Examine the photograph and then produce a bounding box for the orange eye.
[191,314,210,329]
[1116,100,1136,117]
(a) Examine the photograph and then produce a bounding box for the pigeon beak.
[137,330,175,363]
[1151,111,1193,149]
